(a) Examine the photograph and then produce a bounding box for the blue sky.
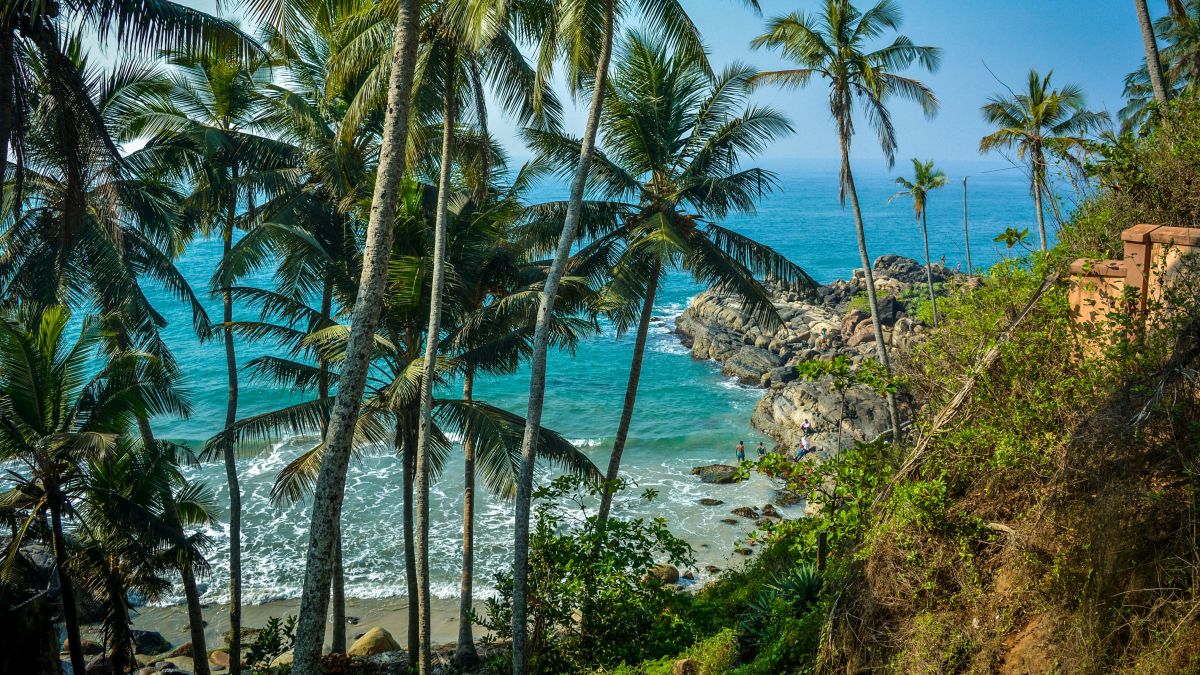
[166,0,1155,165]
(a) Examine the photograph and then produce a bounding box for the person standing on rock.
[756,442,766,459]
[736,441,746,462]
[801,419,814,436]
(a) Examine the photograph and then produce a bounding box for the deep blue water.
[142,159,1038,603]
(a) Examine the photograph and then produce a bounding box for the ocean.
[143,159,1039,605]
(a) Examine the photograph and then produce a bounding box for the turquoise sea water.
[144,160,1038,604]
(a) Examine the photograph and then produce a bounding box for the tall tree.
[891,158,947,327]
[526,30,812,537]
[245,0,422,666]
[751,0,940,441]
[1136,0,1170,105]
[979,70,1107,252]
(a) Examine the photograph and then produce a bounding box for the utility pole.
[963,176,974,276]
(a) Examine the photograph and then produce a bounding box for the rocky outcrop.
[676,255,954,452]
[690,464,740,484]
[348,627,402,657]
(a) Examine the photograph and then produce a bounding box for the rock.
[84,655,111,675]
[762,504,782,519]
[347,627,402,657]
[164,656,194,672]
[705,565,721,574]
[209,650,230,668]
[841,309,869,339]
[846,322,875,347]
[735,547,754,556]
[134,654,155,666]
[363,651,410,674]
[674,657,701,675]
[755,518,772,528]
[131,630,172,656]
[137,668,158,675]
[347,615,360,625]
[169,642,194,658]
[690,464,739,484]
[731,506,758,519]
[222,628,261,650]
[720,518,739,525]
[269,651,293,668]
[724,345,784,382]
[682,571,695,580]
[643,563,680,585]
[773,489,804,507]
[698,498,724,506]
[64,638,104,656]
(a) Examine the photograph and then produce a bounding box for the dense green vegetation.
[3,0,1200,673]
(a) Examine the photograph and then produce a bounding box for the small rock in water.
[643,563,681,585]
[773,490,804,507]
[698,498,724,506]
[731,506,758,519]
[720,518,739,525]
[705,565,721,574]
[346,615,360,625]
[681,571,695,580]
[762,504,782,519]
[735,547,754,556]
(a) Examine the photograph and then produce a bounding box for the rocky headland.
[676,255,960,456]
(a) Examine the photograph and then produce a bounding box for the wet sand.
[130,596,478,650]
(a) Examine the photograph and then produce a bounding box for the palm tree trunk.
[920,212,939,328]
[222,164,244,675]
[402,420,418,664]
[839,133,902,442]
[511,3,616,672]
[596,259,661,530]
[316,277,347,655]
[137,416,211,675]
[415,46,457,675]
[455,367,480,668]
[1032,163,1048,252]
[292,2,421,670]
[1135,0,1170,105]
[48,488,86,675]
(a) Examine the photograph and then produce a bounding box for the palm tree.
[891,158,946,327]
[0,0,257,208]
[751,0,940,443]
[0,306,183,675]
[979,70,1107,252]
[1135,0,1170,105]
[1160,0,1200,86]
[527,30,811,537]
[126,45,300,674]
[275,0,422,665]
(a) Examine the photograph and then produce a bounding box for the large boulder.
[643,563,680,585]
[723,345,783,383]
[347,627,402,657]
[64,638,104,656]
[690,464,739,484]
[209,650,231,668]
[131,630,172,656]
[168,642,194,658]
[269,651,293,668]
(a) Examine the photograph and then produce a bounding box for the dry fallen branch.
[874,272,1061,510]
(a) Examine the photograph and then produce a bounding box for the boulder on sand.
[64,638,104,656]
[690,464,740,484]
[131,630,172,656]
[347,627,402,657]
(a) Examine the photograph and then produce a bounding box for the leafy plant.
[245,615,296,672]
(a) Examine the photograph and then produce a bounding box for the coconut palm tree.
[527,29,812,537]
[0,306,184,675]
[124,45,299,674]
[751,0,940,442]
[1160,0,1200,86]
[890,158,946,327]
[979,70,1107,252]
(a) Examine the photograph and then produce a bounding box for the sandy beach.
[129,596,478,651]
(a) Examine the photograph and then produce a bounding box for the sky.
[157,0,1155,166]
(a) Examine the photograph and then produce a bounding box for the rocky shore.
[676,255,958,455]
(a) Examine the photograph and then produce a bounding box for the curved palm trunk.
[222,166,244,675]
[316,278,347,655]
[596,259,661,530]
[137,416,211,675]
[920,212,939,328]
[48,487,85,675]
[1136,0,1170,105]
[414,49,457,675]
[455,368,480,668]
[511,4,616,672]
[839,133,902,442]
[292,2,421,670]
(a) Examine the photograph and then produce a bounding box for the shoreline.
[129,596,472,652]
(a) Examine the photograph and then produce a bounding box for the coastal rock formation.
[690,464,740,484]
[348,627,402,657]
[676,255,951,451]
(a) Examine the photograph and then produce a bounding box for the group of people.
[736,418,818,463]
